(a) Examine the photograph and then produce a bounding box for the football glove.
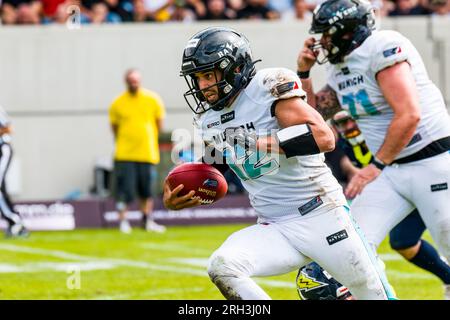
[225,127,257,153]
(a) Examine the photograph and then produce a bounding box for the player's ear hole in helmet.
[180,27,261,114]
[309,0,376,65]
[296,262,353,300]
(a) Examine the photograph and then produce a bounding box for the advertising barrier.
[0,195,256,231]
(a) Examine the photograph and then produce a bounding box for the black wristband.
[372,157,386,170]
[297,70,310,79]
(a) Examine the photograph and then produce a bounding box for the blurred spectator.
[89,1,121,23]
[236,0,279,19]
[144,0,173,21]
[267,0,292,15]
[304,0,324,12]
[109,69,166,234]
[388,0,431,15]
[226,0,244,10]
[133,0,152,21]
[1,0,446,25]
[428,0,449,15]
[186,0,206,18]
[200,0,235,20]
[303,0,384,14]
[140,0,204,22]
[282,0,311,20]
[81,0,99,10]
[80,0,100,18]
[1,0,41,24]
[40,0,66,19]
[170,0,198,21]
[377,0,396,16]
[104,0,133,22]
[46,1,90,24]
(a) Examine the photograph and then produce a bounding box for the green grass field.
[0,224,444,300]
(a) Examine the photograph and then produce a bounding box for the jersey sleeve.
[262,68,307,101]
[152,92,166,120]
[370,33,410,74]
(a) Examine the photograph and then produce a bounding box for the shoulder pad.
[262,68,306,100]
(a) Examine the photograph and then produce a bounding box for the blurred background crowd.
[0,0,448,26]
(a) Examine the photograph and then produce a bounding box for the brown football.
[166,163,228,205]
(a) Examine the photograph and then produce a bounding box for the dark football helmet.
[180,27,259,114]
[296,262,353,300]
[309,0,376,64]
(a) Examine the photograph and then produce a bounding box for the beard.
[128,85,139,94]
[204,91,219,104]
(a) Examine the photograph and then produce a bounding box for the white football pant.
[351,152,450,263]
[207,205,394,300]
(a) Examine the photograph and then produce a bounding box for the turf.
[0,224,444,300]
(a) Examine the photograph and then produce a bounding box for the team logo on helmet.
[328,6,358,24]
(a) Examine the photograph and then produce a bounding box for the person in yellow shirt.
[109,69,166,234]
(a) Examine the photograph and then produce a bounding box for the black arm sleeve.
[199,145,230,175]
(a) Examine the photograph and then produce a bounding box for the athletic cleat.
[145,220,166,233]
[5,224,29,239]
[119,220,132,234]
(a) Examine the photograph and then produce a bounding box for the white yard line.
[2,244,426,289]
[0,243,294,288]
[0,243,95,261]
[0,261,117,273]
[0,243,204,274]
[141,242,212,256]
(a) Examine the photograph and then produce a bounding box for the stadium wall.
[0,195,256,230]
[0,17,449,200]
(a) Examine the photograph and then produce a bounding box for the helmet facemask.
[180,27,258,115]
[309,0,376,64]
[182,59,234,114]
[313,24,366,65]
[332,111,365,145]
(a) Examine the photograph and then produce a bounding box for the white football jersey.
[194,68,347,222]
[326,30,450,160]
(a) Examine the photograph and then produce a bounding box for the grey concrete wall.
[0,17,449,200]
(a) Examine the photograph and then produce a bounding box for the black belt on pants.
[393,136,450,165]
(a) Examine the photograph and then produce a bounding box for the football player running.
[163,26,395,300]
[297,112,450,299]
[297,0,450,298]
